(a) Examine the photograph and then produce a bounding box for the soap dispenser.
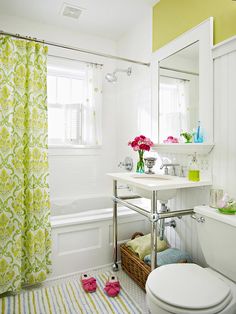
[188,153,200,182]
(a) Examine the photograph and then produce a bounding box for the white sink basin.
[108,172,212,202]
[131,174,176,201]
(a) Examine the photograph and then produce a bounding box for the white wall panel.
[213,46,236,199]
[58,227,101,255]
[51,213,149,278]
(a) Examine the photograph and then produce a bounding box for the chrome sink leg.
[112,180,119,271]
[151,191,158,271]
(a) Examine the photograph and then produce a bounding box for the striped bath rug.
[0,272,142,314]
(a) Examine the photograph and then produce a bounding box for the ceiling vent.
[60,3,83,19]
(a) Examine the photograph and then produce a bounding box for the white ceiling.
[0,0,157,40]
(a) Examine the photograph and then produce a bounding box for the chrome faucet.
[160,163,180,175]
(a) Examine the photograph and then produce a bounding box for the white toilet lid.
[146,264,231,310]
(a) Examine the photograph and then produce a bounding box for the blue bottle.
[194,121,204,143]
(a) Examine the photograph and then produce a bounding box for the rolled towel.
[126,233,169,260]
[144,248,192,267]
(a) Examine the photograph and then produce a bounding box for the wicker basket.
[120,243,188,291]
[120,243,151,290]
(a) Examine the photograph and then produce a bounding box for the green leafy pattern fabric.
[0,36,51,294]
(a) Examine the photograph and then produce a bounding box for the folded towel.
[126,233,169,260]
[144,248,192,266]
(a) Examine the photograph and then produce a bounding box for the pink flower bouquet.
[128,135,154,173]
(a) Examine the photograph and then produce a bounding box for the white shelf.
[152,143,214,154]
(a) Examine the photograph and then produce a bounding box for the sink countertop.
[107,172,212,191]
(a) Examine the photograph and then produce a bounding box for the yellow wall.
[153,0,236,51]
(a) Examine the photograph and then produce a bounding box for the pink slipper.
[81,274,97,293]
[104,275,121,297]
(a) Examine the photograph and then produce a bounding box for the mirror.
[159,42,199,143]
[151,18,213,146]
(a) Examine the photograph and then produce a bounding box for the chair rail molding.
[213,35,236,60]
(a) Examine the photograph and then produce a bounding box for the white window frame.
[47,60,102,155]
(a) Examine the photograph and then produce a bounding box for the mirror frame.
[151,17,214,145]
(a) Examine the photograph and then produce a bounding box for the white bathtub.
[51,195,112,216]
[50,195,149,278]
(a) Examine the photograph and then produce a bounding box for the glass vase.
[136,150,145,173]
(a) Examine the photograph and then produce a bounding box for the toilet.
[146,206,236,314]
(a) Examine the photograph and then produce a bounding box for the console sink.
[108,172,212,202]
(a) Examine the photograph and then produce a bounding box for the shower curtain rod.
[48,53,103,67]
[0,30,150,67]
[160,66,199,76]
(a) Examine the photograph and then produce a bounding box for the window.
[159,75,190,142]
[47,57,102,147]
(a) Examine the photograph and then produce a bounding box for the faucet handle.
[163,165,169,175]
[180,166,187,177]
[118,157,133,171]
[160,163,180,176]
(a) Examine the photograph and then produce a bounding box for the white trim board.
[213,36,236,60]
[152,0,160,5]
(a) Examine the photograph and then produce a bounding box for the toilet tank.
[194,206,236,283]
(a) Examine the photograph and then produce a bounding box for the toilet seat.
[146,286,232,314]
[146,264,232,314]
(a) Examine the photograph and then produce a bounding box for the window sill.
[48,145,102,156]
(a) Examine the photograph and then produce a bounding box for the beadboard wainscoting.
[163,186,209,267]
[144,152,211,266]
[213,37,236,199]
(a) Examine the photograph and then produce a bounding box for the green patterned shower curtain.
[0,36,51,294]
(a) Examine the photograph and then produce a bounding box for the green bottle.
[188,153,200,182]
